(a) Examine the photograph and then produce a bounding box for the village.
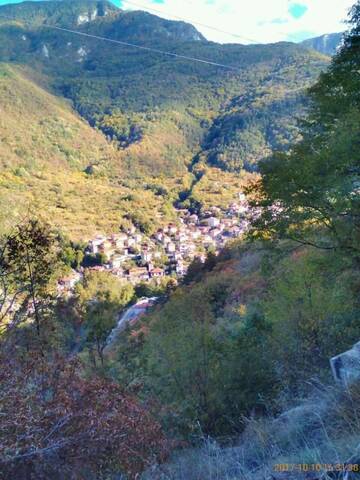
[58,193,252,293]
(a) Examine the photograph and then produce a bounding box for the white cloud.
[118,0,355,43]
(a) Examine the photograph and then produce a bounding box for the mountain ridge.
[300,32,343,56]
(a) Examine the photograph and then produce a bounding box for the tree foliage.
[0,219,59,338]
[248,5,360,255]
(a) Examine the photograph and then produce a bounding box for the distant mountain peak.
[300,32,343,56]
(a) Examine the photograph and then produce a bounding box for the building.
[141,251,153,263]
[206,217,220,228]
[57,271,82,294]
[168,224,178,235]
[150,267,165,278]
[110,255,125,269]
[134,233,142,243]
[188,214,199,224]
[99,240,115,259]
[89,236,107,254]
[176,261,188,276]
[127,267,149,283]
[166,242,176,253]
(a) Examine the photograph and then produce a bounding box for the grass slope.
[0,63,179,238]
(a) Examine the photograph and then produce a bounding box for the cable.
[120,0,261,44]
[45,25,242,71]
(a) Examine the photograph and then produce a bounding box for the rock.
[330,341,360,385]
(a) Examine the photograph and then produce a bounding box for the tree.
[1,220,59,337]
[264,249,360,395]
[248,4,360,256]
[85,299,118,366]
[76,271,134,365]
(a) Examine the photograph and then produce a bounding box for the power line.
[120,0,262,44]
[44,24,242,71]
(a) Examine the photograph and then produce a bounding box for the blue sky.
[0,0,354,43]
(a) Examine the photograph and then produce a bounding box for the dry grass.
[144,382,360,479]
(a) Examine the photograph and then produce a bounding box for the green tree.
[76,271,134,365]
[264,249,360,394]
[2,219,59,337]
[249,5,360,256]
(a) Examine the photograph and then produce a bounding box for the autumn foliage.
[0,354,169,479]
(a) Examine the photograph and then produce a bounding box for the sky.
[0,0,355,44]
[115,0,354,43]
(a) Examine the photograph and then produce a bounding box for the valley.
[1,1,359,479]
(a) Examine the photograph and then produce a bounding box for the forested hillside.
[0,63,186,238]
[0,0,327,179]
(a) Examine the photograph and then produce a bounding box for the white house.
[141,251,153,263]
[110,255,125,269]
[207,217,220,228]
[166,242,176,253]
[89,236,107,254]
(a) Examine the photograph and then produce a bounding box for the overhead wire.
[43,24,243,72]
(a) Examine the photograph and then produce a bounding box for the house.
[155,229,164,241]
[176,261,187,276]
[174,251,183,261]
[125,237,136,248]
[210,206,221,214]
[150,267,165,278]
[162,236,172,246]
[203,234,213,244]
[188,214,199,224]
[89,236,107,254]
[141,251,153,263]
[166,242,176,253]
[238,204,248,215]
[134,233,142,243]
[210,228,221,238]
[229,226,241,237]
[196,254,207,263]
[238,192,246,203]
[168,224,178,235]
[111,233,128,249]
[57,270,82,294]
[206,217,220,228]
[99,240,114,259]
[223,218,234,228]
[110,255,125,269]
[189,229,201,240]
[127,267,149,283]
[176,233,188,243]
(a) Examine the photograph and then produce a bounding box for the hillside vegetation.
[0,1,360,479]
[110,2,359,476]
[0,63,182,238]
[0,0,328,177]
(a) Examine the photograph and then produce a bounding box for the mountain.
[0,0,205,41]
[0,0,118,28]
[0,0,329,234]
[300,32,343,56]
